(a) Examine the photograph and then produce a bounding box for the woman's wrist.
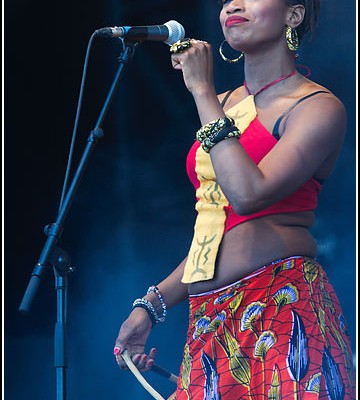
[130,306,154,329]
[132,298,158,327]
[190,84,217,99]
[132,286,168,327]
[192,88,226,126]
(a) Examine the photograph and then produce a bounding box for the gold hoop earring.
[219,40,244,63]
[286,26,299,51]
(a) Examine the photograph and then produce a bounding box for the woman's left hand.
[171,39,215,96]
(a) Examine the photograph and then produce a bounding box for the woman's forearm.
[192,87,226,125]
[143,257,189,312]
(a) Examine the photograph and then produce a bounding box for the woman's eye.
[218,0,232,6]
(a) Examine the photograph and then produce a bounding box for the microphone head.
[164,20,185,45]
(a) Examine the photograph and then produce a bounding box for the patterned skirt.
[175,256,355,399]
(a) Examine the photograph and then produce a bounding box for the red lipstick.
[225,16,249,27]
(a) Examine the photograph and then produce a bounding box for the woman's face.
[219,0,290,52]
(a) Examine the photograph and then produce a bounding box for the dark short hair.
[286,0,322,41]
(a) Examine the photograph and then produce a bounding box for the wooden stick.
[152,364,178,384]
[121,350,165,400]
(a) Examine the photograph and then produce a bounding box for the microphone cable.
[58,32,97,211]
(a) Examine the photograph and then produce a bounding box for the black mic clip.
[94,27,115,38]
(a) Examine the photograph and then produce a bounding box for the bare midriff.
[188,211,317,295]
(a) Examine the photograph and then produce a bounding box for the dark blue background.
[4,1,357,399]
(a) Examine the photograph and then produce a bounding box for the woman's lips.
[225,16,249,27]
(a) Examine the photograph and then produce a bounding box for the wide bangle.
[147,286,167,323]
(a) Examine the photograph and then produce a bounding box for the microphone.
[94,20,185,45]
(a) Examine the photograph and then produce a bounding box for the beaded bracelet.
[196,117,234,142]
[196,117,240,153]
[147,285,167,323]
[201,126,240,153]
[200,125,240,153]
[132,298,158,327]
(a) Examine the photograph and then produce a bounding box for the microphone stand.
[18,40,138,400]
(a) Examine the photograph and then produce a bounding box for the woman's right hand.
[171,39,215,97]
[114,307,157,372]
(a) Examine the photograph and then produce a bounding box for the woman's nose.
[225,0,244,13]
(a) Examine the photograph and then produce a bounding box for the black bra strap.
[272,90,330,140]
[220,89,236,108]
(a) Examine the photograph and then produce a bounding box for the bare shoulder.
[310,85,345,113]
[271,81,347,183]
[217,86,243,109]
[218,91,230,102]
[285,81,347,146]
[217,89,232,106]
[297,81,346,119]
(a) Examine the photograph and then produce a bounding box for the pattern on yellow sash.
[182,95,257,283]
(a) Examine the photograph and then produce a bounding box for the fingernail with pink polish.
[113,347,121,355]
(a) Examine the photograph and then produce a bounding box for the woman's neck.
[243,48,296,95]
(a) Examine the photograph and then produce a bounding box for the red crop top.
[186,116,322,233]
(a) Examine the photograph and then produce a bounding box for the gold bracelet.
[196,117,234,142]
[196,117,240,153]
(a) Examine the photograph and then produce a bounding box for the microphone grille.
[164,20,185,45]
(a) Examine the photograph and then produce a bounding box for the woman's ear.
[286,4,305,29]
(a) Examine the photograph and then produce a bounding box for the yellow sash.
[182,95,257,283]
